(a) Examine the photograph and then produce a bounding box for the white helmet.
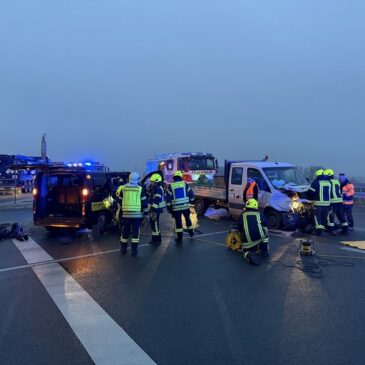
[129,172,140,184]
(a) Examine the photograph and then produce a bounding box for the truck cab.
[193,160,312,230]
[226,161,311,228]
[146,152,218,185]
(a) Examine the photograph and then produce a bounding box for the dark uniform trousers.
[149,213,161,242]
[121,218,143,253]
[344,205,354,228]
[328,203,348,232]
[173,209,193,240]
[313,206,330,234]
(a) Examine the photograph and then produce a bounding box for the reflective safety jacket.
[243,181,258,202]
[308,177,331,206]
[329,178,343,204]
[148,184,166,214]
[341,180,355,205]
[237,208,269,249]
[116,183,148,218]
[166,179,195,212]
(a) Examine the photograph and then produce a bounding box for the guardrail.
[0,178,19,193]
[355,183,365,199]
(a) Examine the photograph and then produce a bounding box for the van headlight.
[290,201,302,212]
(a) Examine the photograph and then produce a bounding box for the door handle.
[229,189,234,192]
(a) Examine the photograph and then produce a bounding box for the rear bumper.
[34,217,85,228]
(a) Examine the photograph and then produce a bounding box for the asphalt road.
[1,207,365,364]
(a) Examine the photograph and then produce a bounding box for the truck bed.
[193,186,226,200]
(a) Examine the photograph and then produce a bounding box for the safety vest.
[243,181,257,200]
[342,182,355,205]
[170,181,190,211]
[310,180,331,206]
[120,185,143,217]
[241,211,268,249]
[329,179,343,204]
[149,186,166,212]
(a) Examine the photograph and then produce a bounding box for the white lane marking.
[0,243,150,274]
[192,237,227,247]
[196,230,228,237]
[12,237,156,365]
[269,230,295,237]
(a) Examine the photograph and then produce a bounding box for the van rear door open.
[34,172,86,226]
[44,173,83,217]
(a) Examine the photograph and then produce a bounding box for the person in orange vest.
[339,173,355,230]
[243,178,258,203]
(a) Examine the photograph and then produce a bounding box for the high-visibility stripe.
[243,214,252,243]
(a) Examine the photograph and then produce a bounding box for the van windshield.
[263,167,308,188]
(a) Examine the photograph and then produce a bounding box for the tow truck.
[146,152,218,184]
[191,159,313,230]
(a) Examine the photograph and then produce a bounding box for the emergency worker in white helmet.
[116,172,148,256]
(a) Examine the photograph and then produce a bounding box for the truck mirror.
[214,159,219,173]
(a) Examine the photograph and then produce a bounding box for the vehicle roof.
[150,152,214,160]
[37,169,129,176]
[230,161,295,168]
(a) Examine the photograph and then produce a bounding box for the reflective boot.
[120,243,127,254]
[131,244,138,257]
[175,232,183,243]
[244,251,261,266]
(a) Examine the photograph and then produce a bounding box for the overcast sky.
[1,0,364,177]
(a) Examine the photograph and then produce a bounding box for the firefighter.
[166,170,195,243]
[148,173,166,245]
[339,173,355,230]
[243,177,258,203]
[325,169,348,235]
[237,199,269,265]
[308,169,331,236]
[116,172,148,256]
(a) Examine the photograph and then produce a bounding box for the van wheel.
[194,198,208,215]
[265,210,282,230]
[97,214,107,235]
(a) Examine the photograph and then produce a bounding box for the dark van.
[33,167,129,232]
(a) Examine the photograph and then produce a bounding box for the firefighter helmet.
[246,199,258,209]
[129,172,140,183]
[150,173,162,183]
[173,170,183,178]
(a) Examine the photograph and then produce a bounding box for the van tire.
[194,198,208,215]
[98,214,107,235]
[265,209,282,230]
